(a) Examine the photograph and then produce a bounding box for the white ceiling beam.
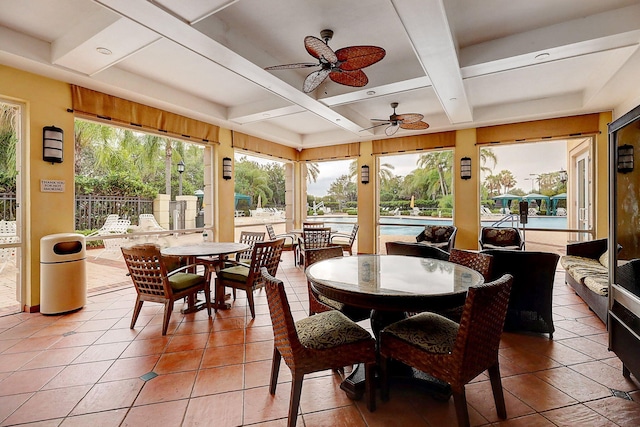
[390,0,473,124]
[96,0,364,135]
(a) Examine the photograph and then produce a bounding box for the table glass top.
[306,254,483,297]
[161,242,250,257]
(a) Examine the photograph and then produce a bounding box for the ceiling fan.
[364,102,430,136]
[265,29,385,93]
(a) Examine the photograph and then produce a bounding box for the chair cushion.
[598,249,609,268]
[481,243,521,251]
[217,265,250,282]
[483,228,519,247]
[317,294,345,311]
[383,312,459,354]
[583,275,610,296]
[296,311,371,349]
[169,273,205,291]
[417,225,454,243]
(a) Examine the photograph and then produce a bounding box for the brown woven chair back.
[449,249,494,281]
[246,238,285,291]
[302,221,325,228]
[303,245,343,269]
[385,241,450,260]
[454,274,513,384]
[302,227,332,249]
[265,224,277,240]
[237,231,266,262]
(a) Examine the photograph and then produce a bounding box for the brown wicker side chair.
[448,249,494,281]
[297,227,332,266]
[236,231,266,263]
[266,224,298,264]
[260,267,377,427]
[379,274,514,427]
[122,244,211,336]
[304,246,370,321]
[330,224,359,255]
[215,238,284,318]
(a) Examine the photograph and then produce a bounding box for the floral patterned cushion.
[296,311,372,349]
[584,275,609,296]
[316,294,345,311]
[560,255,601,271]
[482,228,521,247]
[383,312,459,354]
[417,225,454,244]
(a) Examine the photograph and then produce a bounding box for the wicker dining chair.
[304,246,370,321]
[448,249,494,281]
[260,267,377,427]
[215,238,284,318]
[121,244,211,335]
[297,226,332,266]
[266,224,298,265]
[302,221,325,228]
[330,224,359,255]
[379,274,513,427]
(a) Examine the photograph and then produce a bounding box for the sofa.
[415,225,457,252]
[479,227,524,250]
[560,239,611,324]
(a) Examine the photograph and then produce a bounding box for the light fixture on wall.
[222,157,233,180]
[361,165,370,184]
[43,125,63,163]
[559,169,568,184]
[177,160,185,196]
[618,144,634,173]
[460,157,472,180]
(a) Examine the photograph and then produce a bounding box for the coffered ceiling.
[1,0,639,149]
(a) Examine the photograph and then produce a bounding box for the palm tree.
[0,102,18,181]
[480,147,498,175]
[417,151,453,197]
[498,170,517,193]
[306,162,320,183]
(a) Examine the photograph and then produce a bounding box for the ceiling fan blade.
[395,113,424,124]
[385,123,400,136]
[329,69,368,87]
[360,122,390,131]
[305,36,337,64]
[370,118,391,122]
[335,46,386,71]
[400,121,430,130]
[303,68,331,93]
[265,63,318,70]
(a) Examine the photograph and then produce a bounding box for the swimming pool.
[306,215,568,236]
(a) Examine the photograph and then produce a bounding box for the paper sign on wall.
[41,180,65,192]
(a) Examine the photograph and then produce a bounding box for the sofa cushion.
[417,225,454,244]
[560,255,602,271]
[598,249,609,268]
[583,275,609,296]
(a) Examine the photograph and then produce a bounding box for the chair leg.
[488,363,507,419]
[288,372,304,427]
[365,361,376,412]
[204,284,212,317]
[130,297,143,329]
[452,389,470,427]
[162,300,174,336]
[380,355,390,401]
[246,288,256,318]
[269,347,282,394]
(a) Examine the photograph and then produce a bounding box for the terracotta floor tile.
[29,321,82,338]
[174,318,214,335]
[0,366,63,396]
[70,378,144,415]
[154,349,204,374]
[183,391,244,427]
[192,364,244,397]
[542,403,618,426]
[570,361,640,392]
[2,335,61,354]
[72,341,129,364]
[21,346,87,370]
[3,385,91,425]
[585,396,640,426]
[165,332,209,353]
[358,387,430,427]
[402,385,488,427]
[298,374,354,414]
[92,327,140,345]
[246,339,275,363]
[494,413,556,426]
[123,399,188,426]
[243,384,292,425]
[100,354,159,382]
[121,336,170,358]
[201,344,244,368]
[207,328,246,347]
[0,350,39,373]
[58,408,127,427]
[134,370,197,405]
[0,392,32,423]
[42,360,113,389]
[244,359,292,389]
[534,366,611,402]
[502,373,577,412]
[48,330,103,349]
[465,379,535,422]
[74,318,120,333]
[302,405,368,427]
[245,325,274,343]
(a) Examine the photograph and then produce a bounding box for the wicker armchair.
[481,249,559,338]
[330,224,359,255]
[121,244,211,335]
[416,225,457,252]
[479,227,524,250]
[266,224,298,264]
[260,267,377,427]
[297,227,332,266]
[385,241,450,260]
[215,238,284,318]
[380,274,514,427]
[448,249,493,281]
[304,246,370,321]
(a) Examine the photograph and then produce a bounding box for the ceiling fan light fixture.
[535,52,550,61]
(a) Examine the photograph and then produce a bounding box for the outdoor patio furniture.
[121,244,211,335]
[266,224,298,264]
[297,227,332,266]
[0,220,17,274]
[215,238,284,318]
[85,214,119,238]
[479,227,524,250]
[379,274,513,427]
[330,224,359,255]
[385,241,450,260]
[261,266,377,427]
[416,225,457,252]
[94,219,131,259]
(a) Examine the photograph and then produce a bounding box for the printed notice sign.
[41,180,65,192]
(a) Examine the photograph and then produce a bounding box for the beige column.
[215,129,235,242]
[595,112,612,239]
[453,128,480,249]
[358,141,375,254]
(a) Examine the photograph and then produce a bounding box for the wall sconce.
[222,157,233,180]
[559,169,568,184]
[361,165,370,184]
[43,125,63,163]
[460,157,472,180]
[618,144,634,173]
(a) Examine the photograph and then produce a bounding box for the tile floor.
[1,251,640,426]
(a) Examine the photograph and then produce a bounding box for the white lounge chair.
[0,220,17,274]
[94,219,131,259]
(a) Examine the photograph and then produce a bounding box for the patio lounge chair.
[0,220,17,274]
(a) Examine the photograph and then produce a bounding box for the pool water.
[306,215,568,236]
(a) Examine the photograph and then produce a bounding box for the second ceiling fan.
[365,102,430,136]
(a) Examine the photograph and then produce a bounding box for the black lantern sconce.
[222,157,233,180]
[177,160,185,196]
[559,169,568,184]
[460,157,472,180]
[361,165,370,184]
[43,125,63,163]
[618,144,634,173]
